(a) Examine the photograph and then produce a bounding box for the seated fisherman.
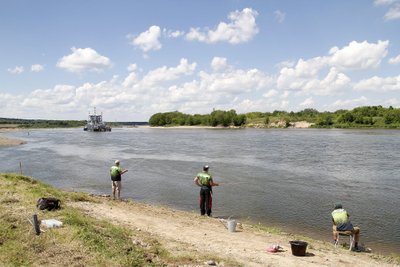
[331,203,361,251]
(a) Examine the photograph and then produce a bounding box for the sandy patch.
[0,136,26,146]
[69,199,395,267]
[290,121,315,128]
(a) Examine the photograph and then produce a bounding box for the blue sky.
[1,0,399,121]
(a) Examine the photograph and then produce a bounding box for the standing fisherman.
[110,160,128,200]
[194,165,219,216]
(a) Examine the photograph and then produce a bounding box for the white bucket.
[227,219,237,232]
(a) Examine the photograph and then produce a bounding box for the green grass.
[0,173,232,266]
[253,222,283,234]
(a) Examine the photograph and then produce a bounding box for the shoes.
[352,246,362,252]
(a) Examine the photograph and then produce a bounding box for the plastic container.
[289,240,308,256]
[227,219,237,232]
[41,219,63,228]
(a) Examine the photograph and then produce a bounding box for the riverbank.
[146,121,314,129]
[0,124,26,146]
[1,173,398,266]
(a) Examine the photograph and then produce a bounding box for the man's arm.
[210,181,219,186]
[121,169,128,175]
[194,176,201,186]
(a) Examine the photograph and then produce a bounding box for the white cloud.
[57,47,112,73]
[123,65,139,88]
[354,75,400,91]
[374,0,398,6]
[385,98,400,106]
[263,89,278,98]
[139,58,196,88]
[127,64,138,72]
[0,93,25,118]
[300,97,314,107]
[328,96,368,110]
[274,10,286,23]
[186,8,259,44]
[275,40,388,96]
[277,57,350,95]
[31,64,44,72]
[329,40,389,70]
[164,29,184,38]
[24,85,77,107]
[199,68,272,94]
[132,25,162,52]
[388,54,400,64]
[281,91,290,99]
[211,57,228,71]
[270,100,289,110]
[384,5,400,20]
[8,66,24,74]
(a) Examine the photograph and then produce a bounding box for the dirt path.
[70,199,396,267]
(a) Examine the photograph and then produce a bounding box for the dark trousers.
[199,187,212,216]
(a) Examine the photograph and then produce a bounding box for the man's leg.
[205,189,212,216]
[352,227,360,247]
[112,181,116,200]
[116,181,121,200]
[199,188,206,215]
[332,225,338,241]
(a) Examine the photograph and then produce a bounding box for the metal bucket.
[289,240,308,256]
[227,219,237,232]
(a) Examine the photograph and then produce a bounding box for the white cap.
[115,160,120,164]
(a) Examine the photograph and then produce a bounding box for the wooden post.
[32,214,41,235]
[19,162,22,175]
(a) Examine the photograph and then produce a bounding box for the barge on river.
[83,108,111,132]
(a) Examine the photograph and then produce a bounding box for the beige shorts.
[112,181,121,191]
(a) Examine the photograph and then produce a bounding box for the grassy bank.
[0,173,230,266]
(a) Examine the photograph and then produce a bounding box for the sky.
[1,0,400,121]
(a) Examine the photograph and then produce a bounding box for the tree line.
[1,105,399,129]
[149,106,400,128]
[149,110,246,127]
[0,118,86,128]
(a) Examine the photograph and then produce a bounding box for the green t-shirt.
[331,209,349,224]
[197,171,213,186]
[110,165,122,181]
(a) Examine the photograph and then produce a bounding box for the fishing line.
[219,181,248,186]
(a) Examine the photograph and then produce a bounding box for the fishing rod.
[217,181,248,186]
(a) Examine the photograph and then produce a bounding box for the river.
[1,127,399,254]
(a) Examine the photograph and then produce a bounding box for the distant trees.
[148,105,400,128]
[0,118,86,128]
[6,105,399,129]
[149,109,247,127]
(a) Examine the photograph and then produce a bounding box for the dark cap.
[203,165,209,171]
[334,203,343,209]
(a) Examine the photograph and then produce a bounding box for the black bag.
[37,197,61,211]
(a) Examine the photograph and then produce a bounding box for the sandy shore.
[0,135,26,146]
[70,197,397,267]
